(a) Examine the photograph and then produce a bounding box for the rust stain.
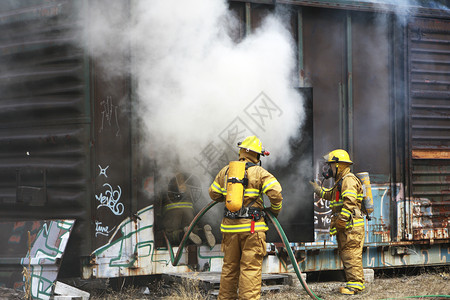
[412,149,450,159]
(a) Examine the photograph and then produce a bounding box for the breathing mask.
[322,164,333,179]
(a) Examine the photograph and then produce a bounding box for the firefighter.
[310,149,365,295]
[209,136,283,300]
[163,172,216,248]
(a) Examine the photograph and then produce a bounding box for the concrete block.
[286,272,307,288]
[364,269,375,283]
[54,281,90,300]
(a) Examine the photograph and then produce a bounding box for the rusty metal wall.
[287,3,449,251]
[407,17,450,241]
[0,0,91,268]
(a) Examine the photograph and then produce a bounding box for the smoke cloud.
[85,0,304,179]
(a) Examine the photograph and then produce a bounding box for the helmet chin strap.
[334,162,339,180]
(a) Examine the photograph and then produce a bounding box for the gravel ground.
[0,287,25,300]
[1,267,448,300]
[264,272,450,300]
[87,267,450,300]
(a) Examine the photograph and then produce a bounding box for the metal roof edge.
[229,0,450,19]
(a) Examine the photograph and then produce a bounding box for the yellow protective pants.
[337,225,365,290]
[218,231,267,300]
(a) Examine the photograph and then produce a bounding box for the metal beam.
[245,2,252,36]
[346,12,353,157]
[297,8,305,87]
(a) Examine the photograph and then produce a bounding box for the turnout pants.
[218,231,266,300]
[337,225,365,290]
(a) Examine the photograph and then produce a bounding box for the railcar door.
[406,17,450,241]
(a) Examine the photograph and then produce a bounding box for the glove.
[263,209,275,224]
[335,218,347,231]
[269,209,279,218]
[309,181,322,196]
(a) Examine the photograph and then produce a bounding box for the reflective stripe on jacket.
[220,221,269,233]
[319,168,364,235]
[163,201,194,213]
[208,158,283,233]
[329,218,365,236]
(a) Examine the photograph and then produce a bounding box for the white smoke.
[86,0,304,177]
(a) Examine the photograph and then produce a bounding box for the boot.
[339,287,360,295]
[184,227,202,245]
[203,224,216,248]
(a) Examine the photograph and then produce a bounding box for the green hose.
[381,296,450,299]
[164,200,322,299]
[265,209,322,300]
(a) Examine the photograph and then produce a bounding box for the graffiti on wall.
[95,220,116,237]
[311,181,402,244]
[86,200,450,277]
[90,206,155,278]
[313,197,331,232]
[95,183,124,216]
[0,220,75,300]
[95,162,124,239]
[86,204,223,278]
[94,94,129,244]
[21,220,75,300]
[99,96,120,136]
[98,165,109,177]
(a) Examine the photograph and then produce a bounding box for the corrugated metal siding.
[407,18,450,240]
[0,0,91,250]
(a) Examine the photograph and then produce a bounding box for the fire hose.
[163,200,322,300]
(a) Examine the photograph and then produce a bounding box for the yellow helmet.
[323,149,353,164]
[237,136,270,156]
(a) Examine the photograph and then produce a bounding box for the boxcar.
[0,0,448,299]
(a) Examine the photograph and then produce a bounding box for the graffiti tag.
[95,221,116,237]
[98,165,109,177]
[99,96,120,136]
[95,183,124,215]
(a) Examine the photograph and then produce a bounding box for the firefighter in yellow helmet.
[310,149,365,295]
[209,136,283,300]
